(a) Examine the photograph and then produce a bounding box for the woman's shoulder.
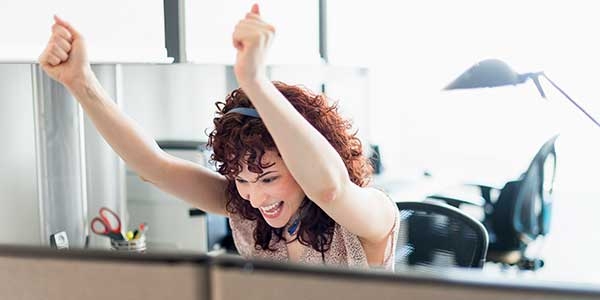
[228,212,258,238]
[227,212,257,256]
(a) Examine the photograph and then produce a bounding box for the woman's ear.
[251,3,260,15]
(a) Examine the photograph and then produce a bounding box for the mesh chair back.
[395,201,488,269]
[514,134,558,238]
[491,135,558,249]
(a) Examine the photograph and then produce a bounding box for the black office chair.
[395,201,489,269]
[427,135,558,270]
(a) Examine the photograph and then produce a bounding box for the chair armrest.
[426,194,485,208]
[463,182,503,191]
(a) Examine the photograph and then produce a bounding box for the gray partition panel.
[0,64,40,245]
[210,256,600,300]
[32,65,87,247]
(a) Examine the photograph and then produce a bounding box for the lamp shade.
[444,59,527,90]
[444,58,600,128]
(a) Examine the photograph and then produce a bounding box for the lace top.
[228,205,400,270]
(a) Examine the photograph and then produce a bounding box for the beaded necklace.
[287,214,301,236]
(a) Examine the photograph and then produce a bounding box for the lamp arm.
[520,72,547,98]
[530,74,546,98]
[541,73,600,128]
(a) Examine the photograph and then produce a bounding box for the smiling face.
[235,150,306,229]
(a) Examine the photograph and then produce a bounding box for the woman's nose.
[248,193,265,208]
[241,187,266,208]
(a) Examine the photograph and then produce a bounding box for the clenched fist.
[38,15,93,90]
[232,4,276,85]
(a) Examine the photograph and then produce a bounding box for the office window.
[0,0,168,62]
[184,0,320,64]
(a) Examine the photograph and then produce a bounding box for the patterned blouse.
[228,204,400,270]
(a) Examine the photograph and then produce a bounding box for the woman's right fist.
[38,15,92,89]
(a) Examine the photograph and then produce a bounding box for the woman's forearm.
[67,75,167,182]
[241,78,350,202]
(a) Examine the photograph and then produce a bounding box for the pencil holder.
[110,234,147,253]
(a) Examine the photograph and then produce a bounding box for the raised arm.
[39,16,229,215]
[232,6,396,243]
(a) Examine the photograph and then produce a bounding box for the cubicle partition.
[210,257,600,300]
[0,245,599,300]
[0,246,209,300]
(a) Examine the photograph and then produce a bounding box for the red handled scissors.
[91,207,125,240]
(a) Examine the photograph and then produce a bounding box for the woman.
[38,4,399,269]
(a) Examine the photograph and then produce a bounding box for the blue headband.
[226,107,261,118]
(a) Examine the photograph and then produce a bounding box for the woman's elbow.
[309,178,347,204]
[316,187,339,203]
[306,165,351,203]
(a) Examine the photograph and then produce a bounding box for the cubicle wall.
[32,65,89,248]
[0,65,40,246]
[0,246,599,300]
[0,247,209,300]
[210,259,600,300]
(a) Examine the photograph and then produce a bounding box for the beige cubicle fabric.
[210,266,600,300]
[0,255,208,300]
[0,248,599,300]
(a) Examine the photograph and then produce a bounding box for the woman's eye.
[235,178,247,183]
[262,177,278,183]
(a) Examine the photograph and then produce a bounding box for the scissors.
[91,207,125,240]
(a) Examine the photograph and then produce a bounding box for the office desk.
[0,245,598,300]
[373,172,505,204]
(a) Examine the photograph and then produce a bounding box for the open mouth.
[259,201,284,219]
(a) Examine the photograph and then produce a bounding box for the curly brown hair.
[207,81,373,256]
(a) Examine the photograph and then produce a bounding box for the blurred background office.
[0,0,599,286]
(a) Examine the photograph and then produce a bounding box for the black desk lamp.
[444,58,600,128]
